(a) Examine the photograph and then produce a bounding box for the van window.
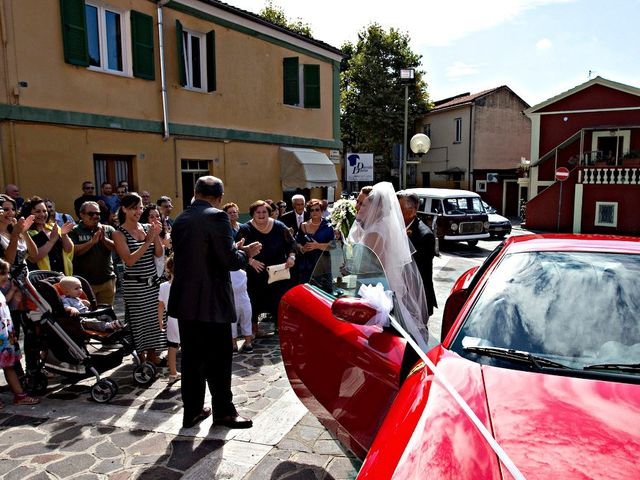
[430,200,441,214]
[443,197,484,215]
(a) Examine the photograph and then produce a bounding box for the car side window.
[309,243,389,298]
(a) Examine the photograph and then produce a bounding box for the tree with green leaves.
[341,24,430,184]
[258,1,313,38]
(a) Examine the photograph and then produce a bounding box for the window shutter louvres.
[303,64,320,108]
[131,11,155,80]
[206,30,216,92]
[60,0,89,66]
[283,57,299,105]
[176,20,187,86]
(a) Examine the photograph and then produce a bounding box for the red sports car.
[279,234,640,479]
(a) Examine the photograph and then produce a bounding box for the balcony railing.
[580,167,640,185]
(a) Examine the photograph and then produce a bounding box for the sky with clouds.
[231,0,640,106]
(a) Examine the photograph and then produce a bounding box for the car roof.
[404,188,480,199]
[504,233,640,255]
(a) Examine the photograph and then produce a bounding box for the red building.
[523,77,640,235]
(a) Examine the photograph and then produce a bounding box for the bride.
[348,182,430,350]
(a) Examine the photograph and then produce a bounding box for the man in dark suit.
[397,191,438,316]
[169,176,261,429]
[279,194,309,237]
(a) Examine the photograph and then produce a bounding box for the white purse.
[266,263,290,284]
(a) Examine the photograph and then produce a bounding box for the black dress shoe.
[214,414,253,429]
[183,407,212,428]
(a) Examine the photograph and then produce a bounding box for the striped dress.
[119,225,166,353]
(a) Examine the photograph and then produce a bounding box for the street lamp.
[410,133,431,157]
[400,68,415,189]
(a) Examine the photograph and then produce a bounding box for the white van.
[404,188,490,246]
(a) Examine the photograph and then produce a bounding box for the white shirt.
[296,213,304,228]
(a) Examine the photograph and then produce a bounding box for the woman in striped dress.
[113,193,166,365]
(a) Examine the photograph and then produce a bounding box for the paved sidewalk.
[0,320,361,479]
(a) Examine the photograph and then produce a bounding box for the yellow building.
[0,0,342,214]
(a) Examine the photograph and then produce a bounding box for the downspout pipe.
[468,103,474,189]
[156,0,170,140]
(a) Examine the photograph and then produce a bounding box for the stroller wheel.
[91,379,117,403]
[21,372,49,396]
[133,362,157,386]
[104,378,119,395]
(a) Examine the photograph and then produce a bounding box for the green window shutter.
[283,57,299,105]
[131,11,155,80]
[206,30,216,92]
[176,19,186,86]
[303,64,321,108]
[59,0,89,66]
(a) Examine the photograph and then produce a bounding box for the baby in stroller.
[58,277,124,333]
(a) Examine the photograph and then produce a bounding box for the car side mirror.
[440,266,479,342]
[441,289,468,342]
[332,297,377,325]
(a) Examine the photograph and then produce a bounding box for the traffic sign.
[555,167,570,182]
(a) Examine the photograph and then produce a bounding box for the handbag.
[267,263,290,284]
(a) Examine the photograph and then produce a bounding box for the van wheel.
[467,240,478,247]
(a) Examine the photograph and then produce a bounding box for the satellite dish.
[410,133,431,156]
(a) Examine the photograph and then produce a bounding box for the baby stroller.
[16,270,159,403]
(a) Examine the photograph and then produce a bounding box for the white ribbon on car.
[358,283,392,328]
[389,316,526,480]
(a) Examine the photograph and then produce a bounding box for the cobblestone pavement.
[0,322,361,479]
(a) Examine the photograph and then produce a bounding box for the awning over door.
[280,147,338,190]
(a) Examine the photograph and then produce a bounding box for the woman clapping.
[236,200,295,337]
[113,193,166,366]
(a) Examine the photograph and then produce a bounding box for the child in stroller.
[18,270,159,402]
[58,276,124,333]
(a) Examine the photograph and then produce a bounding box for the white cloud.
[446,61,481,78]
[536,38,553,50]
[232,0,576,48]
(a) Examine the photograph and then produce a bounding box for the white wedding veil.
[348,182,430,350]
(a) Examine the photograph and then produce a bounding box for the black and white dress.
[119,225,166,353]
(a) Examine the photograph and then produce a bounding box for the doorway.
[180,159,211,209]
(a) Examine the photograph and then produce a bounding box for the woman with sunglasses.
[295,199,335,284]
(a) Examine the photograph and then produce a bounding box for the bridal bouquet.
[329,198,357,239]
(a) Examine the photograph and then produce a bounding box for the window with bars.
[595,202,617,227]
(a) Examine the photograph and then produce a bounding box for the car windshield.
[451,251,640,371]
[442,197,485,215]
[482,201,496,214]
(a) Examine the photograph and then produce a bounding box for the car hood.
[483,363,640,479]
[380,353,640,480]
